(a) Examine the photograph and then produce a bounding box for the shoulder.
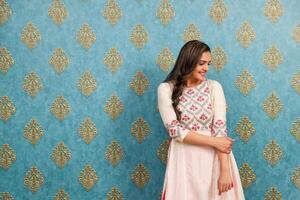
[207,79,224,91]
[157,81,173,92]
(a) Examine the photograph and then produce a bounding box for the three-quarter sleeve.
[157,83,190,142]
[211,80,228,137]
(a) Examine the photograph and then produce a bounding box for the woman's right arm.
[157,83,233,153]
[183,132,233,154]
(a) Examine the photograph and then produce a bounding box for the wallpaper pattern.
[1,0,300,199]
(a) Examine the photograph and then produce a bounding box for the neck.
[186,78,206,88]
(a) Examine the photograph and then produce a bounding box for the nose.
[203,64,209,71]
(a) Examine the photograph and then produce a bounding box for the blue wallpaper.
[1,0,300,199]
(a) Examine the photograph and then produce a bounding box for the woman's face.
[188,51,212,82]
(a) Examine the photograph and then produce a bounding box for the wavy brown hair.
[163,40,211,120]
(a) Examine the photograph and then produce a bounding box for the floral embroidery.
[215,119,224,126]
[199,113,208,121]
[207,103,212,110]
[165,119,187,138]
[186,89,195,95]
[204,87,209,93]
[177,81,213,131]
[181,114,190,121]
[211,119,227,136]
[191,123,200,131]
[179,96,187,102]
[197,96,205,102]
[189,104,198,111]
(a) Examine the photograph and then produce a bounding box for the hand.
[212,137,234,154]
[218,170,233,195]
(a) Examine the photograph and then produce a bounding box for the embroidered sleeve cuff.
[165,119,190,142]
[211,119,228,137]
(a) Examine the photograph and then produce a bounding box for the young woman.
[157,40,245,200]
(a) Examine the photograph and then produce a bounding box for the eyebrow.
[199,60,211,63]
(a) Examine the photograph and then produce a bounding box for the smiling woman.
[185,51,211,88]
[157,40,245,200]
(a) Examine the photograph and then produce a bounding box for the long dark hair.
[163,40,211,120]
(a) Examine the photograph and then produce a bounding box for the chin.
[197,76,205,81]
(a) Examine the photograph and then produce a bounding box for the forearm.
[217,151,230,172]
[182,131,215,147]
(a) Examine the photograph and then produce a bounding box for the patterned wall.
[1,0,300,199]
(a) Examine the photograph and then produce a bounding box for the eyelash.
[198,63,211,66]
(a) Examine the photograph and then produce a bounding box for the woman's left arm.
[211,80,233,195]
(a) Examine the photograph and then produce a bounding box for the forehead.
[199,51,212,61]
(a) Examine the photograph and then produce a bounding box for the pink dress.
[157,79,245,200]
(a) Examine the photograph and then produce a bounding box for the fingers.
[219,183,233,195]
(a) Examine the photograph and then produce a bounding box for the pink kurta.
[157,79,245,200]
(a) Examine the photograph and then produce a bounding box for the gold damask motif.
[104,48,123,74]
[54,189,70,200]
[236,21,256,48]
[76,23,96,49]
[77,71,97,96]
[104,94,124,121]
[156,139,169,164]
[290,117,300,142]
[49,48,69,74]
[78,117,98,144]
[0,47,14,74]
[292,22,300,44]
[105,140,124,167]
[130,71,149,96]
[262,92,283,119]
[156,0,175,26]
[130,24,148,49]
[235,69,256,95]
[211,47,227,71]
[24,118,44,145]
[208,0,228,24]
[23,71,43,97]
[51,141,72,168]
[106,186,124,200]
[21,22,41,49]
[0,0,12,25]
[48,0,68,25]
[264,0,283,23]
[131,163,150,189]
[264,186,282,200]
[182,23,201,43]
[78,165,98,191]
[0,192,14,200]
[239,163,256,189]
[156,47,174,72]
[0,96,16,122]
[50,95,71,120]
[290,69,300,94]
[262,45,283,71]
[0,144,16,170]
[291,165,300,189]
[131,117,150,143]
[24,166,44,192]
[235,116,256,143]
[102,0,122,26]
[263,140,283,166]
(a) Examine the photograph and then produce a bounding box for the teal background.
[1,0,300,199]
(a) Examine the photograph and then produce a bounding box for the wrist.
[220,165,230,173]
[207,136,216,148]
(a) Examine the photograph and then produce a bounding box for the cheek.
[194,65,205,72]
